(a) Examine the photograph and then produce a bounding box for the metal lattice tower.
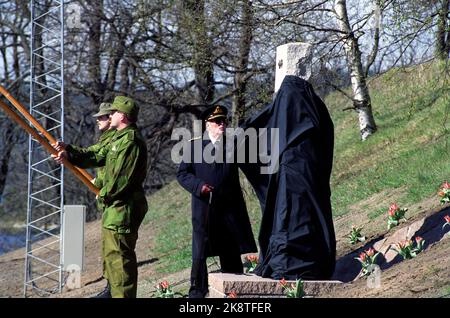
[24,0,65,297]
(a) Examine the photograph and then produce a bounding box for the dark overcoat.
[177,137,257,260]
[240,75,336,280]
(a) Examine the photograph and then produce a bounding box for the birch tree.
[334,0,377,140]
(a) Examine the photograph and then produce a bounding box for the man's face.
[206,117,227,137]
[96,114,110,132]
[109,110,122,129]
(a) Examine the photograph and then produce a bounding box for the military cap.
[92,102,113,117]
[107,96,139,120]
[201,105,228,122]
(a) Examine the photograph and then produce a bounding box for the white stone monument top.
[275,42,312,93]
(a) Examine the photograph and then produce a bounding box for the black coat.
[177,137,257,259]
[240,75,336,280]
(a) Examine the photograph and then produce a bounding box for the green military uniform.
[68,128,116,189]
[99,123,148,298]
[67,96,148,298]
[64,103,116,286]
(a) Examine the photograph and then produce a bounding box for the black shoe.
[92,283,111,298]
[188,286,208,298]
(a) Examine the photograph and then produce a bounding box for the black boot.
[92,283,111,298]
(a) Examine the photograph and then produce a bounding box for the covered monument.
[240,43,336,280]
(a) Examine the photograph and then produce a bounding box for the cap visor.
[207,114,227,121]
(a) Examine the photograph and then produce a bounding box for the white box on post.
[63,205,85,272]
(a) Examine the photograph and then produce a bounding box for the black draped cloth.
[240,75,336,280]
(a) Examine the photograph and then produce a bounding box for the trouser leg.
[102,228,107,281]
[102,227,138,298]
[219,248,243,274]
[189,258,208,298]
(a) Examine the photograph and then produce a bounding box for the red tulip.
[359,252,367,262]
[366,248,375,257]
[280,278,288,287]
[160,281,169,289]
[444,215,450,223]
[396,241,406,249]
[415,236,423,243]
[228,291,238,298]
[442,181,450,189]
[389,203,399,212]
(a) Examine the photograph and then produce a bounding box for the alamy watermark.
[66,3,81,29]
[65,264,81,290]
[171,120,280,174]
[366,264,381,289]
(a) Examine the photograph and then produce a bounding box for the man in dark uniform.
[53,96,148,297]
[177,105,257,298]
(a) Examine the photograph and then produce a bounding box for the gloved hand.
[200,184,214,196]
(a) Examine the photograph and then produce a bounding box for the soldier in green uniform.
[53,102,115,297]
[53,96,148,298]
[55,102,115,191]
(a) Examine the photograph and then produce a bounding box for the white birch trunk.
[335,0,377,140]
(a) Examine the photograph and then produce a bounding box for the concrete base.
[207,273,342,298]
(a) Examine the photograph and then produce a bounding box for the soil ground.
[1,204,449,298]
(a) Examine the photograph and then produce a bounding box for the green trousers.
[102,227,138,298]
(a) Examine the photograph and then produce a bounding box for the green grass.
[143,182,192,274]
[143,60,450,278]
[329,61,449,218]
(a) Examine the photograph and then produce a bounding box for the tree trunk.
[181,0,215,135]
[335,0,377,140]
[436,0,449,60]
[87,0,104,103]
[183,0,215,105]
[231,0,253,127]
[119,58,130,94]
[364,0,382,77]
[0,126,15,199]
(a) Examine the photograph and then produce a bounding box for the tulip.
[228,291,238,298]
[389,203,399,212]
[160,280,169,290]
[359,252,367,262]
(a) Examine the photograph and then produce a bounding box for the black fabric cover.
[240,75,336,280]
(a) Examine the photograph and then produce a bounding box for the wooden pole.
[0,84,94,182]
[0,99,99,195]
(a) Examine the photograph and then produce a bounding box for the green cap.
[92,102,112,117]
[108,96,138,120]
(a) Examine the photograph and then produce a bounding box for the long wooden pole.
[0,84,94,182]
[0,99,99,195]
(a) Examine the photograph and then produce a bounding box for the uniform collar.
[115,124,136,138]
[207,131,226,144]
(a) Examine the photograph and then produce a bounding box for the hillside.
[0,61,449,298]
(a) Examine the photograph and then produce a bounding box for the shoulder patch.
[127,130,136,141]
[188,136,202,142]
